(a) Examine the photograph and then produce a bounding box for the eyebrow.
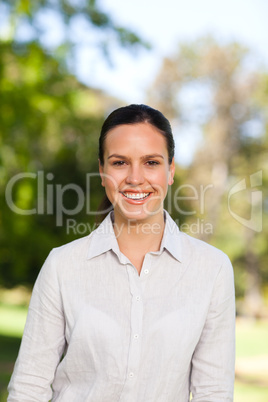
[107,153,164,160]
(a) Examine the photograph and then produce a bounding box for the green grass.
[1,302,268,401]
[0,335,22,402]
[234,382,268,402]
[0,303,28,337]
[0,303,27,400]
[236,318,268,357]
[234,318,268,402]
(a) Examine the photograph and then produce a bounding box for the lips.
[121,192,150,201]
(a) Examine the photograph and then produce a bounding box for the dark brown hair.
[99,104,175,165]
[97,104,175,222]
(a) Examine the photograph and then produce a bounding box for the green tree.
[1,0,149,57]
[0,0,150,287]
[148,37,268,316]
[0,39,122,287]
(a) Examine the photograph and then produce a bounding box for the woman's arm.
[7,250,66,402]
[190,255,236,401]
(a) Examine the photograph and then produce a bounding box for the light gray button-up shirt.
[8,211,236,401]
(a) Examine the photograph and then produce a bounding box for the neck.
[113,210,166,254]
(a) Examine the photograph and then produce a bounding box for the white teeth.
[123,192,150,200]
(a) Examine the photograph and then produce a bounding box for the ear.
[99,160,105,187]
[168,158,175,185]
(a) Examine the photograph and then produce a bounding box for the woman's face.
[99,123,175,224]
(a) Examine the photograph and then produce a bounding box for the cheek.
[103,178,116,192]
[150,170,169,187]
[102,169,122,191]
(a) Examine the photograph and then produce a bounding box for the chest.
[60,253,212,353]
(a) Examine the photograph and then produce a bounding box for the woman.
[8,104,236,401]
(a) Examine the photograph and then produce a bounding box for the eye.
[112,160,127,166]
[146,160,160,166]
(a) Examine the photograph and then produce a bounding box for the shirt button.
[144,269,149,275]
[129,372,134,378]
[136,296,141,301]
[134,334,139,339]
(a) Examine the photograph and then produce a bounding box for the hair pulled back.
[99,104,175,165]
[97,104,175,222]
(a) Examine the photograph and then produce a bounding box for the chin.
[116,205,163,223]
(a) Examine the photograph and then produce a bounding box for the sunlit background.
[0,0,267,400]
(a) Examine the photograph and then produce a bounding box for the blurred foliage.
[0,0,267,321]
[0,38,124,287]
[1,0,150,60]
[148,37,268,316]
[0,0,151,288]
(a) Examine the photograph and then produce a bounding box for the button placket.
[141,254,152,295]
[121,266,143,394]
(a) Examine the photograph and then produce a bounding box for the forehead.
[104,123,167,154]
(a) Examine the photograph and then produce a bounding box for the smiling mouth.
[122,192,150,200]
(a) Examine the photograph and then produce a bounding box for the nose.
[125,164,145,185]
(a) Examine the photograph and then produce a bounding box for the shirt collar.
[87,212,120,260]
[160,210,183,262]
[87,210,183,262]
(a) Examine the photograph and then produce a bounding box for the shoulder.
[180,231,233,274]
[181,231,227,258]
[34,233,96,289]
[40,230,98,278]
[50,233,93,260]
[165,210,232,272]
[177,232,235,298]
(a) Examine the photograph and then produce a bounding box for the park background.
[0,0,267,400]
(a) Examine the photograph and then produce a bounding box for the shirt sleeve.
[190,254,236,401]
[7,249,66,402]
